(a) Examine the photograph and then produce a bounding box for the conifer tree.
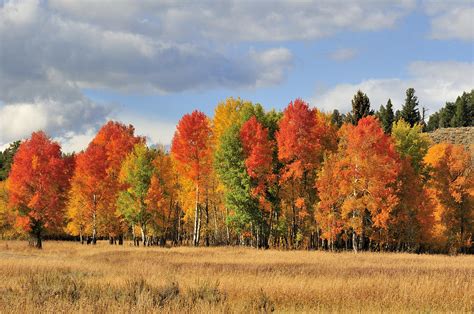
[401,88,421,127]
[331,109,344,128]
[348,90,372,124]
[377,99,395,134]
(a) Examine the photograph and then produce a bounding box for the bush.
[187,280,226,304]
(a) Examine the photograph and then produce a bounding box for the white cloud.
[52,114,178,154]
[116,113,177,148]
[424,0,474,41]
[329,48,358,62]
[312,61,474,114]
[0,0,296,149]
[0,99,111,146]
[250,48,293,87]
[47,0,416,42]
[54,129,97,154]
[0,103,48,141]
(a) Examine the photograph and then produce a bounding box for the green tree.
[331,109,344,128]
[391,120,430,174]
[117,143,156,246]
[214,103,278,246]
[452,90,473,127]
[347,90,373,124]
[0,141,21,181]
[427,112,440,132]
[377,99,395,134]
[439,102,456,128]
[215,124,257,241]
[401,88,421,127]
[426,90,474,131]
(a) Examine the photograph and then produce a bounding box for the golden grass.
[0,241,472,313]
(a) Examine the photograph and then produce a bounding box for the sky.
[0,0,473,152]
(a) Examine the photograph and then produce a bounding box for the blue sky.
[1,0,473,152]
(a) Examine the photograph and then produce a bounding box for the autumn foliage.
[316,117,400,252]
[67,122,142,244]
[7,132,73,248]
[171,110,212,246]
[1,97,472,254]
[424,143,473,253]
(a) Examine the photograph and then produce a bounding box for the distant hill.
[427,127,473,149]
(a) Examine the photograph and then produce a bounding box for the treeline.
[0,89,472,254]
[426,90,474,131]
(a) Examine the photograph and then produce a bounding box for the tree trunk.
[141,226,146,247]
[193,184,200,246]
[92,195,97,245]
[292,203,297,248]
[225,207,230,245]
[352,230,358,253]
[132,223,137,246]
[205,196,209,247]
[213,204,219,244]
[29,231,42,249]
[196,206,202,246]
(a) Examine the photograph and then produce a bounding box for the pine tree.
[427,112,440,132]
[377,99,395,134]
[349,90,372,124]
[331,109,344,128]
[452,93,471,127]
[401,88,421,126]
[395,109,402,122]
[0,141,20,181]
[439,102,456,128]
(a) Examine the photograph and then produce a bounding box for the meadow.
[0,241,472,313]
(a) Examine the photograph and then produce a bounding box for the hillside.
[427,127,474,149]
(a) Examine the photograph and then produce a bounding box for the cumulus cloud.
[0,0,295,149]
[54,129,98,154]
[116,113,177,148]
[0,98,113,147]
[424,0,474,41]
[47,0,416,42]
[312,61,474,114]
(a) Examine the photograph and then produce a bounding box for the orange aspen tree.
[171,111,212,246]
[8,132,73,248]
[424,143,473,254]
[322,117,401,252]
[68,121,142,244]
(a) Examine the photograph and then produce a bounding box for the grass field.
[0,241,472,313]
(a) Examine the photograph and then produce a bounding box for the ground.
[0,241,472,313]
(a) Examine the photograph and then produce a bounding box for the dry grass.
[0,241,472,313]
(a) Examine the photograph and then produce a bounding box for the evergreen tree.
[452,96,468,127]
[331,109,344,128]
[377,99,395,134]
[426,90,474,131]
[452,91,474,127]
[439,102,456,128]
[426,112,440,132]
[349,90,372,124]
[401,88,421,127]
[0,141,21,181]
[467,90,474,126]
[395,109,402,122]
